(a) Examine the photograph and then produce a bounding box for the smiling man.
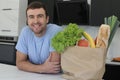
[15,1,62,73]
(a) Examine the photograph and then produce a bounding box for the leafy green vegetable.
[104,15,120,48]
[51,23,84,53]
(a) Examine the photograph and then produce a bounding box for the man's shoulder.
[22,26,30,32]
[47,23,62,28]
[19,26,33,39]
[47,23,63,32]
[46,24,63,37]
[21,26,32,34]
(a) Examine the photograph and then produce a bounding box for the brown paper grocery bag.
[61,46,107,80]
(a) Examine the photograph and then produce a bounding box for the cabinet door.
[56,1,89,25]
[0,0,19,9]
[90,0,120,26]
[0,0,19,36]
[0,9,18,36]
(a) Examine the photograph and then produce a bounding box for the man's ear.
[26,19,28,25]
[46,16,49,23]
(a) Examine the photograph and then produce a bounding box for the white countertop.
[0,63,66,80]
[106,59,120,65]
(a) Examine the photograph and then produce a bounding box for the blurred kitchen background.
[0,0,120,79]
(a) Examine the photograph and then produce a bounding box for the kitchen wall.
[107,28,120,60]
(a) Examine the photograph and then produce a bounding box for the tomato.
[78,39,89,47]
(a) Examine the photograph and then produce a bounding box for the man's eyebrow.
[28,14,33,16]
[28,15,34,17]
[37,14,44,16]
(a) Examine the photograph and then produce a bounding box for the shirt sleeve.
[49,25,63,53]
[15,27,28,55]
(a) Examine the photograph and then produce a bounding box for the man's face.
[27,8,49,36]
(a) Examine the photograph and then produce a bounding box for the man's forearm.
[16,60,44,73]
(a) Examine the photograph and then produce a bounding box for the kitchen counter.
[0,63,65,80]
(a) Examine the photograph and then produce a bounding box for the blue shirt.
[15,24,62,64]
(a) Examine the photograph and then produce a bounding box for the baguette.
[96,24,110,48]
[112,57,120,62]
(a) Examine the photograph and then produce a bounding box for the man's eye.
[38,14,44,18]
[29,15,34,19]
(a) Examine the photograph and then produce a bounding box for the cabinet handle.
[0,42,15,45]
[2,8,12,11]
[1,30,11,32]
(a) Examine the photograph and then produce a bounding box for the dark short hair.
[26,1,48,17]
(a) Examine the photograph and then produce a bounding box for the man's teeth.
[34,25,39,27]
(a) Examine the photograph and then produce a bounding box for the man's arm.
[16,51,61,73]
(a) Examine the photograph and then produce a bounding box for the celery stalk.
[108,20,120,47]
[104,15,120,48]
[104,17,108,24]
[111,15,117,31]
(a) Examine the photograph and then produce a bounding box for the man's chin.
[34,31,42,34]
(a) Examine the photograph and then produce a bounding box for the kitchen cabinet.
[90,0,120,26]
[56,0,89,25]
[0,0,27,65]
[0,0,27,41]
[103,64,120,80]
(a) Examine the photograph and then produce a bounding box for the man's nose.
[34,17,39,23]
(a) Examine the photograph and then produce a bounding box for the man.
[15,1,62,73]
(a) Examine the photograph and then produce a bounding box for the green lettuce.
[51,23,84,53]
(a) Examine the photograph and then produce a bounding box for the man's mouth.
[33,23,42,29]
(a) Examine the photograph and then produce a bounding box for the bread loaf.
[112,57,120,62]
[96,24,110,48]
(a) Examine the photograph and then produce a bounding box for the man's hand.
[42,54,61,73]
